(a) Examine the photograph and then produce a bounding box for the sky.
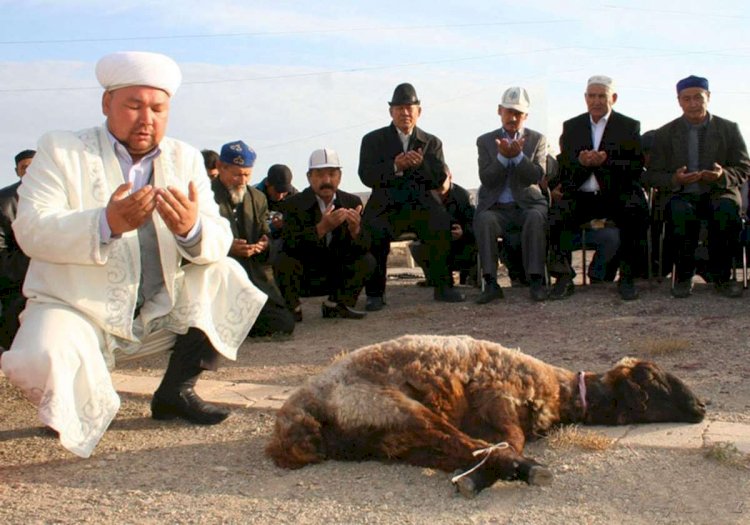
[2,0,750,194]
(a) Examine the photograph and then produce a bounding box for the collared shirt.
[684,114,710,194]
[579,111,611,193]
[496,128,524,204]
[100,125,201,244]
[315,193,337,245]
[394,128,412,176]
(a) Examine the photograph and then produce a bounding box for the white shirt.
[578,112,610,193]
[394,128,412,176]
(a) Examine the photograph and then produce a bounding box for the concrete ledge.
[110,373,295,411]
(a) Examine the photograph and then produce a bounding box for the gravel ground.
[2,255,750,524]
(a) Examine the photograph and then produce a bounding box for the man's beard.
[228,185,247,205]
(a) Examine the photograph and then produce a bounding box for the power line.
[0,19,576,45]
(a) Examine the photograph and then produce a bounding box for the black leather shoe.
[321,302,366,319]
[549,276,574,300]
[434,286,466,303]
[671,280,693,299]
[529,279,548,302]
[365,296,385,311]
[151,387,230,425]
[476,281,503,304]
[715,280,743,298]
[617,278,639,301]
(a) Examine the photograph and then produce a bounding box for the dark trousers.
[549,189,649,279]
[364,201,453,297]
[409,236,477,286]
[274,251,376,309]
[667,193,741,282]
[249,300,295,337]
[0,292,25,349]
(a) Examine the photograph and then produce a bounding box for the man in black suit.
[358,83,465,311]
[275,148,375,321]
[408,167,476,286]
[0,150,34,349]
[550,75,648,301]
[645,75,750,298]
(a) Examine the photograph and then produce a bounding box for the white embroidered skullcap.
[587,75,616,93]
[95,51,182,97]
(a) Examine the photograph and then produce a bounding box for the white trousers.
[1,302,178,458]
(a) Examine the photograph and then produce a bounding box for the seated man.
[275,148,375,321]
[0,51,266,458]
[409,167,476,286]
[211,140,295,337]
[645,75,750,298]
[474,86,549,303]
[359,83,465,311]
[0,149,34,349]
[549,75,648,301]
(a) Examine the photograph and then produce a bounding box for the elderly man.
[645,75,750,298]
[474,87,549,303]
[550,75,648,301]
[0,150,35,349]
[275,148,375,321]
[211,140,294,337]
[359,83,464,311]
[0,52,266,458]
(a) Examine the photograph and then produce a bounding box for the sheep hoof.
[527,465,553,486]
[452,471,477,499]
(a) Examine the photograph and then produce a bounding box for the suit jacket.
[13,126,264,358]
[281,187,368,263]
[644,113,750,207]
[359,123,446,220]
[0,180,29,297]
[211,179,284,306]
[558,111,644,208]
[475,127,548,214]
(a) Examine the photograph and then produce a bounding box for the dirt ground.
[2,251,750,524]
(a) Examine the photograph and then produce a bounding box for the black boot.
[151,328,230,425]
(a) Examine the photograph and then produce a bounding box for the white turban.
[95,51,182,97]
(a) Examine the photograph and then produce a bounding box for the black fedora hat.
[389,83,420,106]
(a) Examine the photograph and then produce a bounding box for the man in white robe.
[0,51,266,458]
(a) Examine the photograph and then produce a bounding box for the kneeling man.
[0,51,266,458]
[275,149,375,321]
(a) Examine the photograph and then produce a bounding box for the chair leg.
[581,229,587,286]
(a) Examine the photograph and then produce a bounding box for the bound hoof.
[527,465,553,486]
[452,471,478,499]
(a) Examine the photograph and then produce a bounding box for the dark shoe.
[321,301,366,319]
[151,387,230,425]
[549,276,574,300]
[529,279,548,302]
[365,296,385,311]
[671,280,693,299]
[434,286,466,303]
[292,306,303,322]
[617,278,639,301]
[715,280,743,298]
[476,281,503,304]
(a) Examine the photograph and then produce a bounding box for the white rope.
[450,441,510,484]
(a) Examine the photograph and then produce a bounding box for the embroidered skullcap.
[96,51,182,97]
[676,75,709,94]
[219,140,257,167]
[587,75,616,92]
